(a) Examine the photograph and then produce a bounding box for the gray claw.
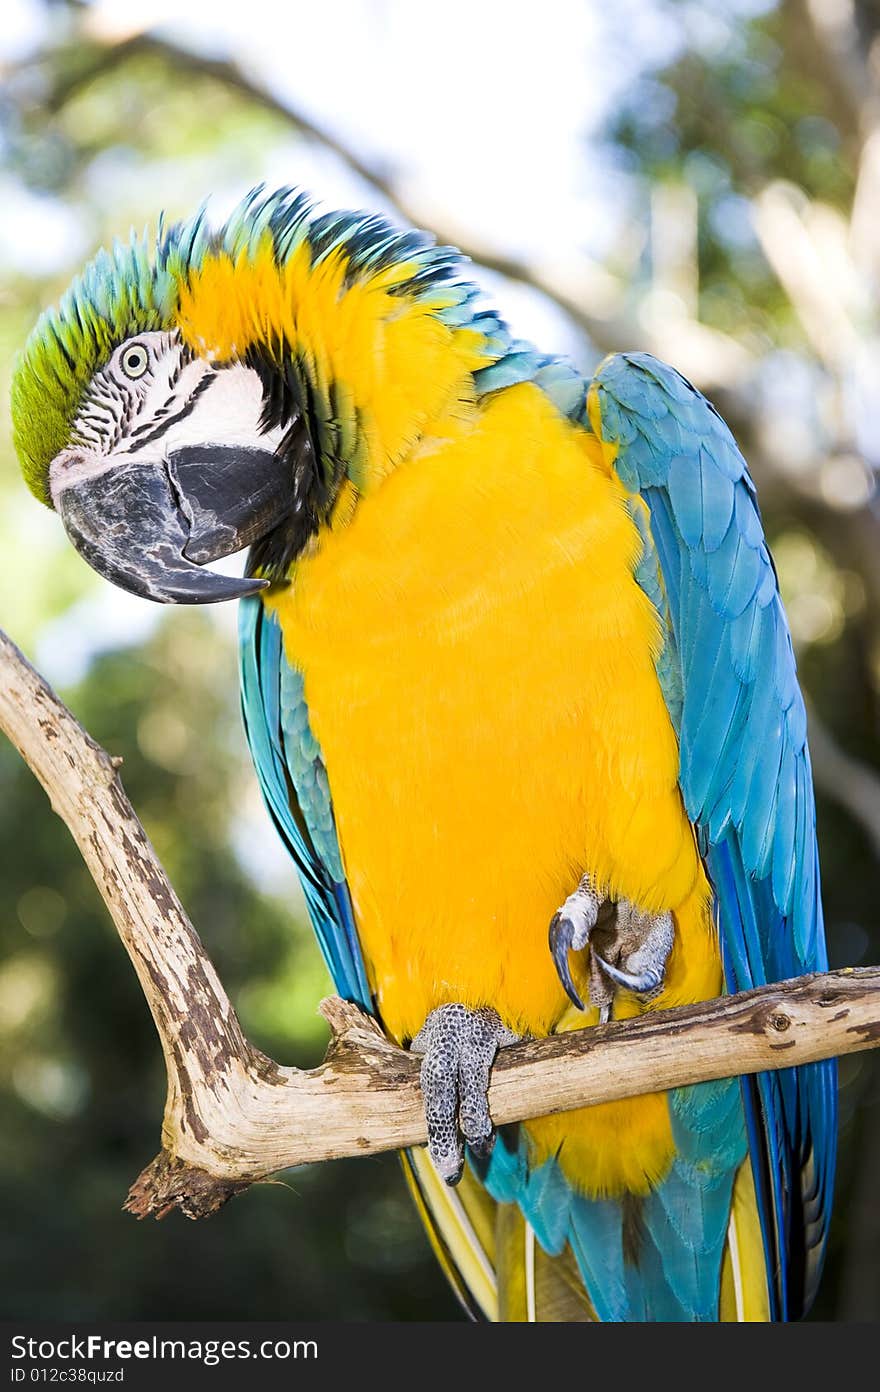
[592,908,674,1004]
[549,913,585,1010]
[411,1004,518,1185]
[549,879,675,1017]
[548,877,601,1011]
[592,953,663,995]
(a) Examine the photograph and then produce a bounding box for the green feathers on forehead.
[11,186,505,507]
[11,212,208,505]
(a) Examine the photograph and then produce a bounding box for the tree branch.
[1,625,879,1220]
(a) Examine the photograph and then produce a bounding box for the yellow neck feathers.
[173,238,494,497]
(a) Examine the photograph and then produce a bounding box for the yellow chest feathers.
[267,383,717,1047]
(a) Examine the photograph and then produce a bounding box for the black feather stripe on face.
[122,370,216,454]
[245,345,346,580]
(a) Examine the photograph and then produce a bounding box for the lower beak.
[56,445,293,604]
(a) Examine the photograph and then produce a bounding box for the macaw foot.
[410,1004,520,1185]
[549,874,674,1023]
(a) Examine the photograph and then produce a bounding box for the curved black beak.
[56,445,293,604]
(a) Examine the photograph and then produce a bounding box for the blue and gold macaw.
[12,187,836,1321]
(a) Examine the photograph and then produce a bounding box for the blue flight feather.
[591,352,837,1320]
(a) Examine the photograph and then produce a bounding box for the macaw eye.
[120,343,150,380]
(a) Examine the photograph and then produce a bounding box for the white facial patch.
[49,330,284,506]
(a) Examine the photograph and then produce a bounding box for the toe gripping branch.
[549,875,674,1022]
[411,1004,519,1185]
[412,882,675,1185]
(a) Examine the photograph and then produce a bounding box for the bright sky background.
[1,0,691,277]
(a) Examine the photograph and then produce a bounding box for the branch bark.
[1,624,879,1220]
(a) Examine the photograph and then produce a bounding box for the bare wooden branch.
[2,625,879,1220]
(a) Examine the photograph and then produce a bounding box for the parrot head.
[11,186,493,602]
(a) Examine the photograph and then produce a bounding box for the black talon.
[592,952,662,996]
[549,912,586,1010]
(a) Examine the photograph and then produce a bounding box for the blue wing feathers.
[591,352,835,1320]
[238,596,372,1009]
[700,448,736,552]
[568,1199,631,1322]
[521,1158,572,1254]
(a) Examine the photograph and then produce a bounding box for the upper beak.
[54,445,294,604]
